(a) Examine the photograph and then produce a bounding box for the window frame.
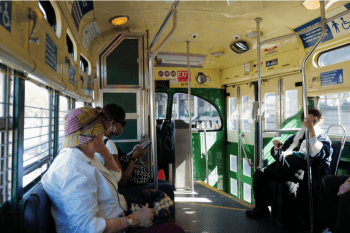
[38,1,57,33]
[169,91,223,132]
[66,34,74,59]
[317,43,350,67]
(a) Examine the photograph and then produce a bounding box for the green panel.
[106,39,139,85]
[111,119,138,140]
[241,144,255,205]
[114,142,139,154]
[192,132,205,181]
[103,93,137,113]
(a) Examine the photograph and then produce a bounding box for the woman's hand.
[131,203,155,227]
[302,118,316,137]
[132,144,142,153]
[272,140,282,151]
[338,178,350,195]
[133,148,147,160]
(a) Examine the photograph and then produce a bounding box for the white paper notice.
[230,155,237,172]
[244,183,251,203]
[231,178,237,196]
[243,158,252,177]
[82,21,101,50]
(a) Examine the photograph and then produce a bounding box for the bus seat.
[326,124,346,175]
[20,183,56,233]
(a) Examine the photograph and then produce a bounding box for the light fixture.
[301,0,320,10]
[196,73,206,84]
[211,51,225,58]
[109,16,129,25]
[246,31,264,39]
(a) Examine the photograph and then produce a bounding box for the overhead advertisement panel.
[294,3,350,48]
[82,21,101,50]
[71,0,94,31]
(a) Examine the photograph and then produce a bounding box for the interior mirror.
[251,101,259,121]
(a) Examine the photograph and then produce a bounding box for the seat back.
[20,183,56,233]
[326,124,346,175]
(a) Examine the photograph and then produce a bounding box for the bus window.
[58,96,69,152]
[229,97,237,130]
[318,93,350,137]
[38,1,57,32]
[75,101,85,108]
[242,95,251,132]
[318,44,350,67]
[265,93,276,129]
[171,93,222,130]
[155,93,168,120]
[285,90,298,119]
[23,81,51,187]
[0,65,14,205]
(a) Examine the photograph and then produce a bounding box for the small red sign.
[177,71,191,82]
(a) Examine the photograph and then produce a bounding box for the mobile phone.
[141,140,152,149]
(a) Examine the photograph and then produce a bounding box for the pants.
[253,156,309,230]
[316,175,350,233]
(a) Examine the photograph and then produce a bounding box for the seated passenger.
[95,104,149,186]
[42,107,184,233]
[315,175,350,233]
[245,109,333,232]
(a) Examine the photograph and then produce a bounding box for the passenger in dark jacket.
[245,109,333,232]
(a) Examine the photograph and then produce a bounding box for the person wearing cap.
[245,109,333,232]
[42,107,184,233]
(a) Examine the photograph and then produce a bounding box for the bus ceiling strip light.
[109,16,129,25]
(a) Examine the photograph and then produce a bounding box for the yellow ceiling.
[81,1,348,70]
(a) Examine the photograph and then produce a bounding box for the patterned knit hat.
[62,107,111,148]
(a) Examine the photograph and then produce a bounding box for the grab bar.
[239,133,254,168]
[263,128,302,133]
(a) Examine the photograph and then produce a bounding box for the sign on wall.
[71,0,94,31]
[294,3,350,48]
[0,1,11,33]
[68,63,75,85]
[45,35,57,71]
[321,69,343,86]
[155,52,206,68]
[82,21,101,50]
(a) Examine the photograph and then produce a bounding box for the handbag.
[117,148,150,185]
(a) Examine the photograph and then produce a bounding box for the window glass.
[24,81,50,187]
[318,44,350,67]
[172,93,222,130]
[155,93,168,120]
[80,56,89,74]
[58,96,69,152]
[0,65,13,204]
[75,101,84,108]
[285,90,298,119]
[265,93,276,129]
[228,97,237,130]
[66,34,74,58]
[242,96,251,132]
[318,93,350,137]
[38,1,57,32]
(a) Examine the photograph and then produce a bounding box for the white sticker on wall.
[230,155,237,172]
[244,183,251,203]
[231,178,237,196]
[243,158,252,177]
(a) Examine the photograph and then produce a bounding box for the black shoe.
[245,207,270,217]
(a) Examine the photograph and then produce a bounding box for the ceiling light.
[211,51,225,58]
[109,16,129,25]
[301,0,320,10]
[246,31,264,39]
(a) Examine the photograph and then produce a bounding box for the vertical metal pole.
[255,17,263,169]
[53,90,59,157]
[302,2,326,232]
[187,41,194,192]
[204,129,209,185]
[237,86,242,199]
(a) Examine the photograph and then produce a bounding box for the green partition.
[111,119,138,140]
[106,39,139,86]
[103,93,137,113]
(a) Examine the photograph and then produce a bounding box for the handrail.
[326,124,347,142]
[148,3,178,190]
[263,128,302,133]
[239,133,254,168]
[148,1,180,51]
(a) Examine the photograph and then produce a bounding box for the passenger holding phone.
[95,104,149,186]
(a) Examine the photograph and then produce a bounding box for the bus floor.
[174,181,281,233]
